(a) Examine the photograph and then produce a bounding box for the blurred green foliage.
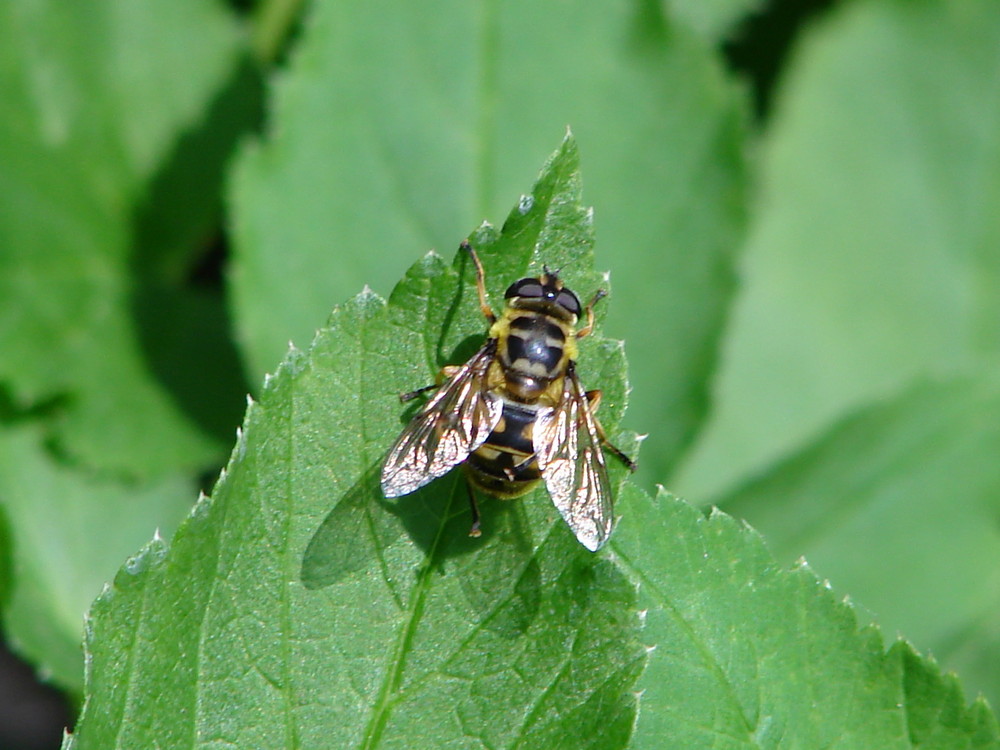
[0,0,997,745]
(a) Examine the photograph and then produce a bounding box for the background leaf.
[229,0,747,485]
[718,377,1000,709]
[0,425,193,692]
[0,0,247,477]
[677,0,1000,500]
[0,0,258,728]
[0,506,10,612]
[664,0,768,41]
[669,0,1000,711]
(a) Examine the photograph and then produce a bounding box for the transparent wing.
[381,344,502,498]
[534,372,614,551]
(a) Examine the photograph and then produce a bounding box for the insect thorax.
[490,305,578,404]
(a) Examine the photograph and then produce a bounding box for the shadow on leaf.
[301,455,544,637]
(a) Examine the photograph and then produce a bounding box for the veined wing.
[381,343,502,498]
[534,372,613,551]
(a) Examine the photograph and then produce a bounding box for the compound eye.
[505,279,544,299]
[555,289,581,316]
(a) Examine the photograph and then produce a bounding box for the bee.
[380,241,636,551]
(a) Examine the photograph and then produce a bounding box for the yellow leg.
[461,240,496,325]
[576,289,607,339]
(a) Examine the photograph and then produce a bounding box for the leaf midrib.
[357,482,459,749]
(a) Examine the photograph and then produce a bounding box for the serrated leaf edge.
[610,490,1000,745]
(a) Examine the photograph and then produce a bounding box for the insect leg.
[399,383,437,403]
[576,289,607,339]
[465,477,483,537]
[461,240,496,325]
[584,388,637,472]
[398,365,464,402]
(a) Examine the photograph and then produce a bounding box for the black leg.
[584,387,637,472]
[603,438,637,473]
[399,383,437,403]
[465,478,482,537]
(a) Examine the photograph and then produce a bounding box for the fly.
[380,242,635,551]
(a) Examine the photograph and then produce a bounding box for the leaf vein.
[357,480,459,748]
[609,547,757,740]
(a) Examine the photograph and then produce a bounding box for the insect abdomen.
[464,401,542,498]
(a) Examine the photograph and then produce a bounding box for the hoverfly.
[380,241,635,551]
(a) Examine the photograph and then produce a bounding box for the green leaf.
[664,0,768,41]
[68,137,647,749]
[717,377,1000,710]
[898,641,1000,749]
[229,0,748,482]
[0,505,10,612]
[612,488,1000,749]
[0,0,246,476]
[68,135,998,748]
[0,424,193,693]
[677,0,1000,500]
